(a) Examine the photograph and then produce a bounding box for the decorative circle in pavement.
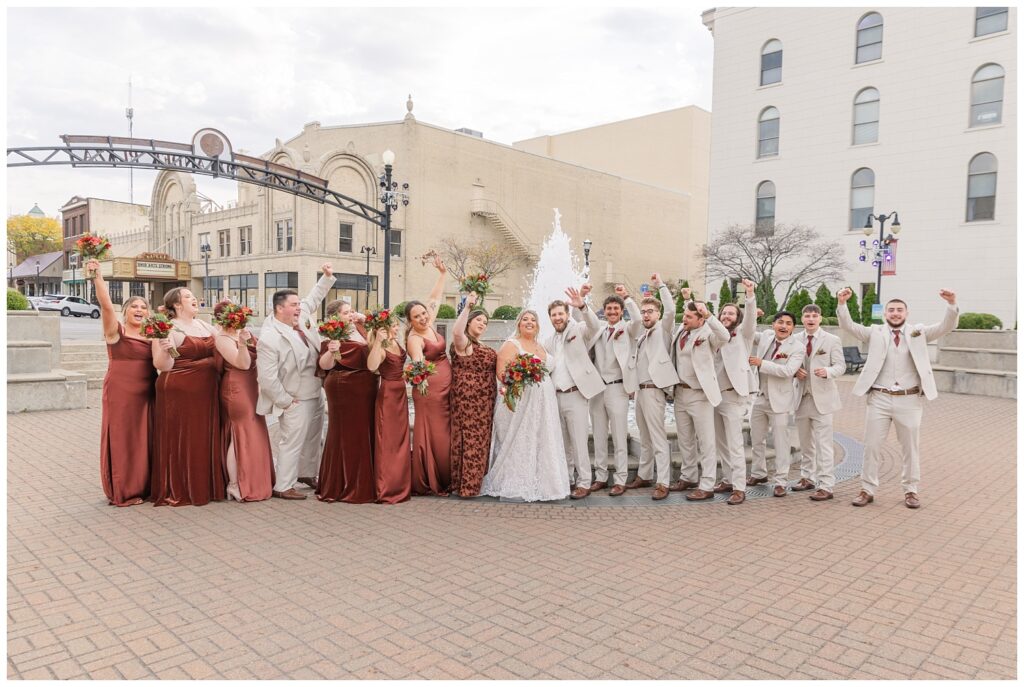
[463,432,864,507]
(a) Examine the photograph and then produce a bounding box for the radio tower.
[126,76,134,205]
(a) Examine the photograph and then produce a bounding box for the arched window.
[970,64,1004,127]
[756,181,776,234]
[852,88,880,144]
[856,13,883,64]
[760,40,782,86]
[975,7,1008,37]
[758,107,780,157]
[967,153,997,221]
[850,168,875,230]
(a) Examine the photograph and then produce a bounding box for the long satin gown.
[374,347,412,504]
[317,336,378,503]
[219,337,274,501]
[449,342,498,497]
[411,330,452,496]
[150,335,226,506]
[100,324,156,506]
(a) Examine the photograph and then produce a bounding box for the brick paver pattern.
[7,379,1016,679]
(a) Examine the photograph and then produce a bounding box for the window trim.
[755,180,776,235]
[969,63,1005,128]
[849,167,875,231]
[855,12,884,64]
[760,39,783,87]
[966,152,998,222]
[338,222,354,253]
[852,87,880,145]
[757,106,780,158]
[974,7,1009,38]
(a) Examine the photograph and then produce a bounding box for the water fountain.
[523,209,589,342]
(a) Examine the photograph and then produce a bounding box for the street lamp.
[360,244,376,308]
[34,260,40,297]
[200,240,212,305]
[860,211,901,302]
[582,238,593,280]
[69,253,78,298]
[378,149,410,307]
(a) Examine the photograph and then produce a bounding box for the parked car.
[36,295,100,318]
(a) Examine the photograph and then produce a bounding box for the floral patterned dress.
[449,341,498,497]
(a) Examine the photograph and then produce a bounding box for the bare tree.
[470,241,521,283]
[433,235,474,282]
[697,223,846,310]
[432,234,523,283]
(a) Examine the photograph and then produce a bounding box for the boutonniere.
[693,338,706,347]
[815,348,826,356]
[910,329,922,338]
[567,335,577,343]
[730,331,737,339]
[774,352,789,360]
[613,330,625,340]
[304,320,312,330]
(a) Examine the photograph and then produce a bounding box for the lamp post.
[200,240,212,306]
[860,211,901,303]
[34,260,40,297]
[582,238,593,280]
[378,149,410,307]
[69,253,77,298]
[360,244,376,309]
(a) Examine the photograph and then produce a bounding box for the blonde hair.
[512,309,541,339]
[120,296,149,325]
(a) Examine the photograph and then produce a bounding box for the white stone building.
[701,7,1016,325]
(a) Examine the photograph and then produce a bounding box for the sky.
[5,6,714,219]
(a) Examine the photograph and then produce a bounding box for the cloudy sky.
[6,6,713,218]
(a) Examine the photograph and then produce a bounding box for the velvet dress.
[410,331,452,496]
[219,337,274,501]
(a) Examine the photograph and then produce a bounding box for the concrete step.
[941,330,1017,351]
[937,347,1017,372]
[60,350,111,362]
[59,359,110,374]
[933,366,1016,399]
[7,369,88,412]
[61,341,108,352]
[8,340,54,375]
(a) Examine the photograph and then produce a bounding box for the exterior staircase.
[60,341,110,390]
[7,311,87,412]
[469,194,539,261]
[933,330,1016,399]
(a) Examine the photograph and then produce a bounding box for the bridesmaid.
[213,300,274,502]
[406,254,452,496]
[316,300,377,503]
[90,259,155,506]
[449,292,497,497]
[367,315,411,504]
[150,288,249,506]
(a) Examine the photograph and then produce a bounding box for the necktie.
[806,335,813,357]
[771,340,781,359]
[893,330,901,347]
[679,331,690,350]
[607,326,615,339]
[293,325,311,349]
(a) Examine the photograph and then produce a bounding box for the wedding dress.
[480,338,570,502]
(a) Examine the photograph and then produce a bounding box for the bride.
[480,309,570,502]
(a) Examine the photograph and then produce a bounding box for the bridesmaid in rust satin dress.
[150,288,251,507]
[215,303,274,502]
[367,320,411,504]
[405,253,452,496]
[316,303,377,503]
[90,260,155,506]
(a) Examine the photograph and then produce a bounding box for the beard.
[553,322,567,333]
[885,315,906,328]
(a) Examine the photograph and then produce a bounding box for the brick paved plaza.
[7,379,1016,679]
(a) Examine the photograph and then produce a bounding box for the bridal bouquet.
[459,272,492,308]
[75,233,112,278]
[403,360,437,396]
[213,303,253,331]
[140,313,179,358]
[364,307,396,348]
[318,316,353,361]
[500,353,548,412]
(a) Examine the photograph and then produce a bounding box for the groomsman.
[710,278,758,505]
[256,265,336,499]
[669,299,730,500]
[837,288,959,509]
[623,274,679,500]
[588,285,642,496]
[792,304,847,501]
[747,311,805,496]
[545,286,605,500]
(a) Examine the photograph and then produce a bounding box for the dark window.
[850,168,875,230]
[760,40,782,85]
[755,181,776,235]
[390,230,402,258]
[339,223,354,253]
[967,153,997,221]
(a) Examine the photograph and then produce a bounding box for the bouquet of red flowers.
[459,272,492,307]
[364,307,396,348]
[140,313,179,358]
[500,353,548,411]
[403,360,437,396]
[213,303,253,331]
[75,233,112,278]
[318,316,353,361]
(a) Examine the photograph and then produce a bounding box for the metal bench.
[844,346,866,373]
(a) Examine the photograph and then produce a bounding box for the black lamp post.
[69,253,77,298]
[34,260,40,297]
[360,244,376,309]
[860,211,901,303]
[200,240,212,305]
[378,150,410,307]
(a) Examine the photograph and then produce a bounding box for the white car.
[37,295,100,318]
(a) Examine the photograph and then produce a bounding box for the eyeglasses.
[640,309,658,315]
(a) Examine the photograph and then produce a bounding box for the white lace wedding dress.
[481,338,570,502]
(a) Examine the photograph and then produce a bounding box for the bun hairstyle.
[326,299,346,317]
[163,287,186,318]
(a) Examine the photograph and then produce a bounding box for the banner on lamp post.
[881,239,898,276]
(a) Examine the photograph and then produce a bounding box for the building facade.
[702,7,1016,325]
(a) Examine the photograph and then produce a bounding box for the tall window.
[228,273,258,314]
[339,222,354,253]
[217,229,231,258]
[850,168,875,230]
[275,220,294,252]
[975,7,1008,37]
[760,40,782,86]
[108,281,123,305]
[970,64,1004,127]
[856,13,883,63]
[757,107,780,157]
[198,232,210,255]
[264,271,298,314]
[390,229,402,258]
[202,276,220,308]
[239,226,252,255]
[852,88,880,144]
[129,282,145,298]
[967,153,997,221]
[755,181,776,235]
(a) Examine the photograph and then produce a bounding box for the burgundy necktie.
[806,335,813,357]
[679,331,690,350]
[893,330,901,347]
[771,340,781,359]
[294,325,311,348]
[607,326,615,339]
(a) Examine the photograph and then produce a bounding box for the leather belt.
[605,379,623,385]
[638,383,660,390]
[721,387,734,392]
[556,386,579,394]
[872,386,921,396]
[678,382,693,390]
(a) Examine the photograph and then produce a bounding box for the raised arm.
[739,279,757,347]
[256,334,294,410]
[452,292,478,356]
[758,346,806,378]
[923,290,960,342]
[654,279,675,338]
[366,329,386,372]
[836,288,871,343]
[704,309,731,349]
[407,332,426,363]
[425,254,448,327]
[303,263,337,313]
[88,259,120,343]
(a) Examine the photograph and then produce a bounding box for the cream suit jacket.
[754,334,806,414]
[547,304,605,399]
[718,294,758,396]
[794,329,846,415]
[671,315,730,407]
[625,284,679,393]
[586,296,643,376]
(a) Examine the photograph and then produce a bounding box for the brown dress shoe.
[625,477,652,490]
[726,490,746,505]
[904,492,921,509]
[712,481,733,494]
[686,488,714,501]
[851,491,874,507]
[746,476,769,486]
[609,484,626,496]
[652,484,669,501]
[791,478,815,492]
[272,488,307,500]
[809,489,834,501]
[589,481,607,493]
[297,477,319,490]
[772,485,787,497]
[668,479,698,492]
[570,487,589,500]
